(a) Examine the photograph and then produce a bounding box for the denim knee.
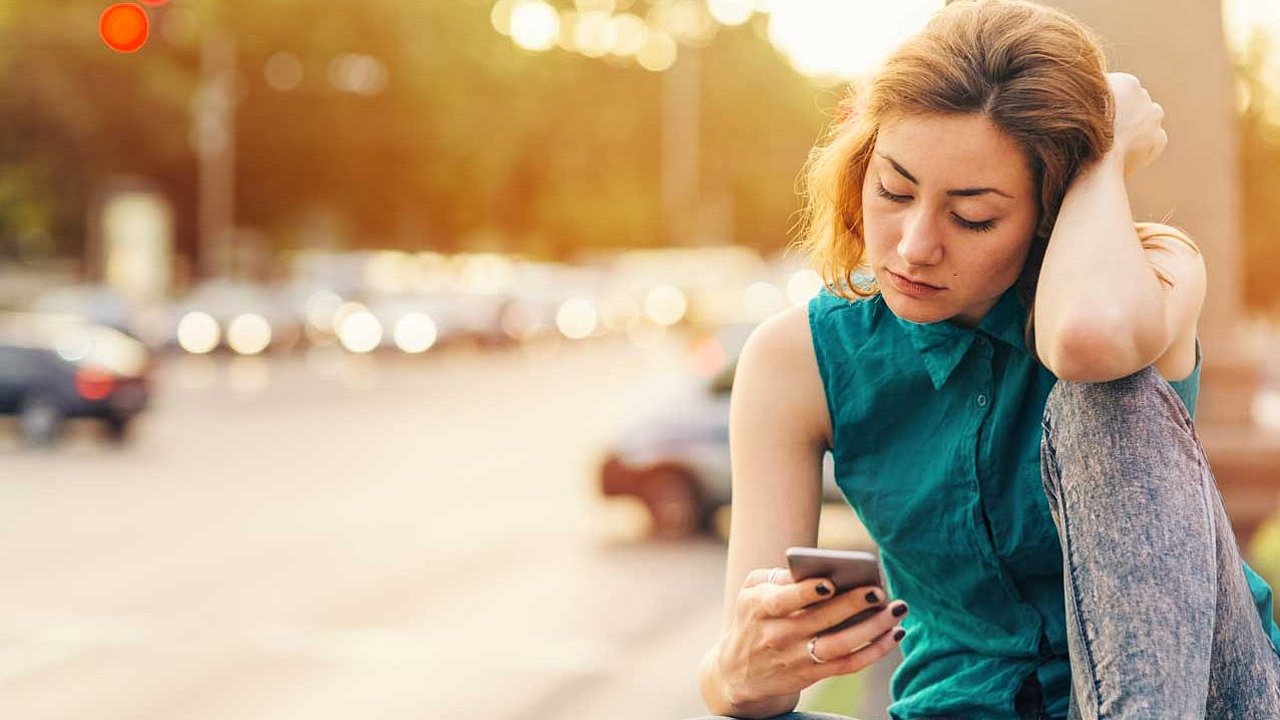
[1041,363,1196,441]
[1043,364,1168,421]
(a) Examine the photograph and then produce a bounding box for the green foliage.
[0,0,834,264]
[0,0,198,259]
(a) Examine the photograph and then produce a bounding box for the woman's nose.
[896,211,943,265]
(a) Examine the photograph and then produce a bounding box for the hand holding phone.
[786,546,886,633]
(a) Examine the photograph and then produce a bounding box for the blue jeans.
[1038,365,1280,719]
[686,366,1280,720]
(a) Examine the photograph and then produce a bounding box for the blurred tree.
[0,0,198,264]
[1,0,840,267]
[701,18,832,254]
[228,0,825,258]
[38,1,1280,278]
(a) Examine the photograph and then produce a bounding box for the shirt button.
[977,394,988,407]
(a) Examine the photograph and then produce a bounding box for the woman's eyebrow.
[876,152,1015,199]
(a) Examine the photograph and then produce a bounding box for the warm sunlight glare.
[766,0,942,81]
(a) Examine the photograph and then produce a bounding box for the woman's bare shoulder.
[736,303,833,451]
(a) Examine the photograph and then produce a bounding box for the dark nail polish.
[865,590,879,603]
[893,628,906,642]
[816,583,831,596]
[892,602,908,617]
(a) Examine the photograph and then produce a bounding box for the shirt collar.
[889,284,1028,391]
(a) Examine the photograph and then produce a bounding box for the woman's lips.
[893,271,942,289]
[888,271,945,296]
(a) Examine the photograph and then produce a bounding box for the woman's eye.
[954,215,997,233]
[876,181,998,233]
[874,182,910,204]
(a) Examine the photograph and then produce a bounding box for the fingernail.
[893,628,906,642]
[816,582,832,596]
[865,590,879,603]
[891,602,908,617]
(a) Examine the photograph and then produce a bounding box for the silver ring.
[807,636,827,664]
[767,567,783,585]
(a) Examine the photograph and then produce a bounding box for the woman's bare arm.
[721,303,833,626]
[699,302,835,715]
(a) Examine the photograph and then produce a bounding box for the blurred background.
[1,0,1279,718]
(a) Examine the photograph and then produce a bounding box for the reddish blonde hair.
[791,0,1199,361]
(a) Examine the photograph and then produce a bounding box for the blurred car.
[28,284,141,339]
[161,279,304,355]
[499,262,618,342]
[450,290,516,349]
[0,312,153,445]
[600,322,841,539]
[363,292,456,353]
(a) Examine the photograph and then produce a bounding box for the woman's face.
[861,112,1041,328]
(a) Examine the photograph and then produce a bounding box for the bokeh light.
[636,30,677,72]
[574,11,618,57]
[643,285,688,326]
[393,312,438,354]
[688,333,729,378]
[337,309,383,353]
[786,268,824,305]
[54,330,92,363]
[306,290,343,332]
[610,13,649,57]
[743,281,785,321]
[264,52,305,92]
[177,311,220,354]
[647,0,716,45]
[510,0,560,51]
[491,0,516,35]
[226,313,273,356]
[556,298,599,339]
[707,0,755,26]
[99,3,149,54]
[575,0,615,13]
[328,53,388,96]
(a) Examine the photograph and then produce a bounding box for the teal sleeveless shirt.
[808,282,1280,720]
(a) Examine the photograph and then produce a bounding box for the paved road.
[0,335,890,720]
[0,336,715,719]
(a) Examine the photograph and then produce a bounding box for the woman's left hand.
[1106,71,1167,178]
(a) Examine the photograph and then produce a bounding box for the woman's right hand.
[715,566,909,708]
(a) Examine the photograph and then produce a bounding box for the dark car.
[0,313,153,445]
[600,322,842,539]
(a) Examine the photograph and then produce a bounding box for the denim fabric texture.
[1039,364,1280,719]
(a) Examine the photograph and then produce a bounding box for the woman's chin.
[881,292,946,322]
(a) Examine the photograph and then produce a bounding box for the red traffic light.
[100,3,149,53]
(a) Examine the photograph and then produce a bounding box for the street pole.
[662,44,700,246]
[195,27,236,279]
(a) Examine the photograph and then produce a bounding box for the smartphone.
[786,547,886,633]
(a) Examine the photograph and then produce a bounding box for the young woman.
[691,1,1280,718]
